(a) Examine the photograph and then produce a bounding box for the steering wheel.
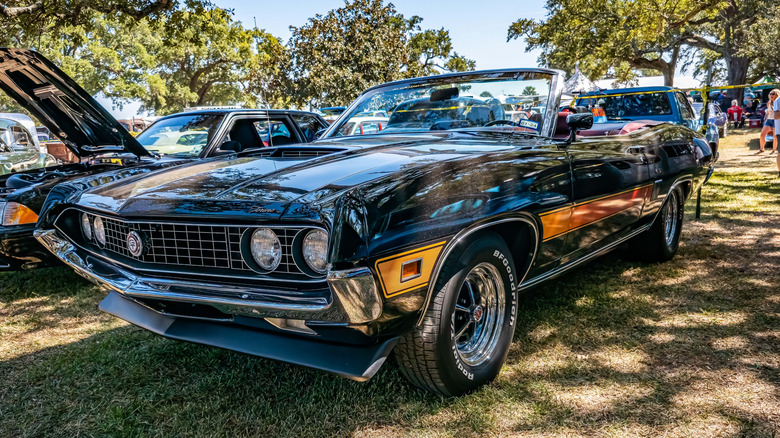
[484,120,517,127]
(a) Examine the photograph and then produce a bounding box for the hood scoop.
[242,146,348,159]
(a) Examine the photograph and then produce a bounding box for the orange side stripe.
[540,184,653,241]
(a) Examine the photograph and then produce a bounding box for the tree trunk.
[727,56,749,105]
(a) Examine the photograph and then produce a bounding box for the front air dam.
[99,291,398,381]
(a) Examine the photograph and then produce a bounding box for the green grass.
[1,130,778,437]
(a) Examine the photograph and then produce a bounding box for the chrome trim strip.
[518,222,651,291]
[416,214,540,326]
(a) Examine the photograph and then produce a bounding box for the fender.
[415,213,540,326]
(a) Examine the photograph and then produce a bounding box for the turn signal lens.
[2,202,38,226]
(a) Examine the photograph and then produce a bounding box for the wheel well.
[678,180,692,200]
[481,220,536,278]
[415,217,538,326]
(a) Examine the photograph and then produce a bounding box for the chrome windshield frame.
[321,68,565,140]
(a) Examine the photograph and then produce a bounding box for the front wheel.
[394,233,519,396]
[720,123,727,138]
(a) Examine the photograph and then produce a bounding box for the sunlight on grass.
[0,130,778,437]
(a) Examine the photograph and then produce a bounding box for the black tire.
[626,187,684,262]
[394,233,519,396]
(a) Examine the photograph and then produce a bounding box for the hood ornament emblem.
[127,230,144,257]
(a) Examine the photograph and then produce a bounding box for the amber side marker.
[401,258,422,282]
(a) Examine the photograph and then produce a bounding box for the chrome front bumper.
[34,229,383,324]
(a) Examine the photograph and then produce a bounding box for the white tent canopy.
[562,63,600,94]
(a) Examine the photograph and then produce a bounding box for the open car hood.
[0,48,150,158]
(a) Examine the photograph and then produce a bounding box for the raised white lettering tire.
[394,232,518,396]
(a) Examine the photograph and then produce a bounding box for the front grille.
[91,215,314,277]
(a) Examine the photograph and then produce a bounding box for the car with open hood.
[0,116,58,174]
[35,68,716,396]
[0,48,326,270]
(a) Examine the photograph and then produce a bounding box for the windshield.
[575,92,673,119]
[324,71,555,138]
[135,113,224,157]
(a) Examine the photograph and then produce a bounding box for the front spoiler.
[100,291,398,381]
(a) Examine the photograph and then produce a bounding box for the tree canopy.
[509,0,775,94]
[287,0,474,107]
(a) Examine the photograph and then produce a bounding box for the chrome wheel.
[452,262,505,366]
[663,191,679,246]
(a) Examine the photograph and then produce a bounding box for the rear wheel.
[394,233,519,396]
[626,188,684,262]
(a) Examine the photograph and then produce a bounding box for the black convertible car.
[35,68,716,395]
[0,48,326,270]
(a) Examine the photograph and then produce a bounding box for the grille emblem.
[127,231,144,257]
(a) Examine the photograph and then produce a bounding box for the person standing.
[773,89,780,176]
[758,91,777,153]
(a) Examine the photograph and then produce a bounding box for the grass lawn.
[1,129,778,437]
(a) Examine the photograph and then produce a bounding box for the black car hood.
[74,134,549,218]
[0,48,150,158]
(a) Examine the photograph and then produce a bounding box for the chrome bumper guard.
[35,229,382,324]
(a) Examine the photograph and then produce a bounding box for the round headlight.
[302,229,329,274]
[250,228,282,271]
[93,216,106,246]
[81,213,93,241]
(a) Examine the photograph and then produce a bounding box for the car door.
[558,136,653,265]
[525,146,574,277]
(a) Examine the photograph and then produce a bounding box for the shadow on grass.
[1,221,778,437]
[1,144,778,436]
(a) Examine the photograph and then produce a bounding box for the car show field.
[1,130,777,436]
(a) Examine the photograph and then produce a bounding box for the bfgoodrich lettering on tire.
[394,232,518,396]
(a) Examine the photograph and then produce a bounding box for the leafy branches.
[287,0,474,107]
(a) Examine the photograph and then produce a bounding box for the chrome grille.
[92,215,311,276]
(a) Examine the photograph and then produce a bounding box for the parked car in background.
[0,117,58,175]
[576,86,719,147]
[690,102,730,137]
[0,47,326,270]
[36,67,716,395]
[336,116,389,136]
[318,106,347,124]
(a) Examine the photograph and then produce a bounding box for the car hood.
[0,48,150,158]
[74,134,549,218]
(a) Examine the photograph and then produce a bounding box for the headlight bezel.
[247,227,283,272]
[81,212,93,241]
[301,229,329,274]
[241,226,330,277]
[92,216,106,247]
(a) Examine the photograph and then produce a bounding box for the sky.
[215,0,547,70]
[102,0,549,117]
